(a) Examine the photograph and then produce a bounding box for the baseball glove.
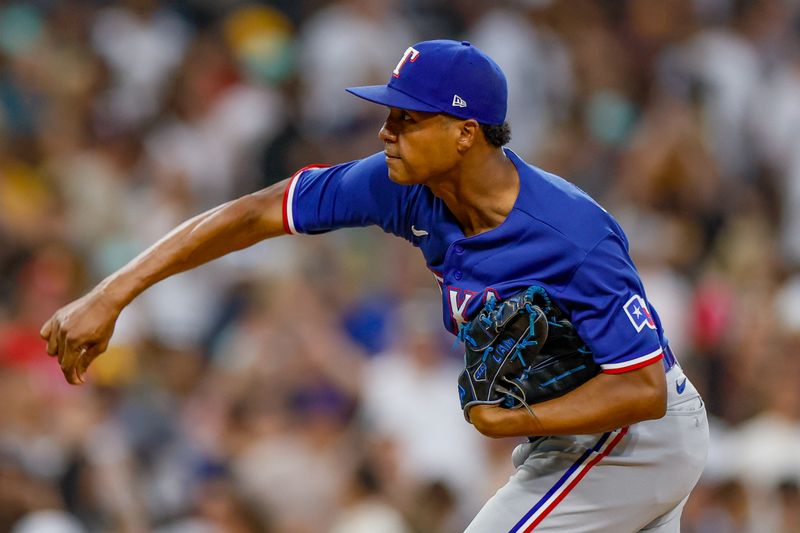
[457,286,600,421]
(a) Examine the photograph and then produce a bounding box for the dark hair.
[480,122,511,147]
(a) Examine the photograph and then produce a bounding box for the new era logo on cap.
[345,39,507,125]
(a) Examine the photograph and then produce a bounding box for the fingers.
[43,314,84,384]
[73,347,88,385]
[43,318,60,357]
[77,356,90,383]
[39,319,51,341]
[57,338,73,380]
[56,329,91,385]
[57,325,69,365]
[76,346,97,383]
[61,346,88,385]
[41,307,105,384]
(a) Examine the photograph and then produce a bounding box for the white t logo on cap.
[452,95,467,107]
[393,46,420,78]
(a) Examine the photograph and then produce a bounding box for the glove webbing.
[499,286,574,412]
[457,292,544,372]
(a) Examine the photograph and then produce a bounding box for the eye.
[401,111,413,122]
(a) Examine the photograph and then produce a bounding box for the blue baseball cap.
[346,39,508,125]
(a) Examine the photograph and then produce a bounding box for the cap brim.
[346,84,441,113]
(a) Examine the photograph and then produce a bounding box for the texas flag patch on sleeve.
[623,294,656,332]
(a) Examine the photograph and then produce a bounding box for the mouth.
[384,152,401,160]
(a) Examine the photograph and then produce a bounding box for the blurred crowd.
[1,0,799,531]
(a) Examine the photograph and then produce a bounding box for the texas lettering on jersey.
[446,286,498,329]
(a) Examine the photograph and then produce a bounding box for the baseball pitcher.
[41,40,709,532]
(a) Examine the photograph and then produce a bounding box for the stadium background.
[1,0,799,531]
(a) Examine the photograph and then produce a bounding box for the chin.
[387,167,425,186]
[387,171,404,184]
[387,169,412,185]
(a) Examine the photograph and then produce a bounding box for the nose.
[379,121,397,143]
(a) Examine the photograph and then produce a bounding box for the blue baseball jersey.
[282,150,676,374]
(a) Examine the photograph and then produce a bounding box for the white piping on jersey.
[284,171,302,235]
[600,348,663,372]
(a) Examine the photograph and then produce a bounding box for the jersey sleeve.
[282,152,417,240]
[559,234,664,374]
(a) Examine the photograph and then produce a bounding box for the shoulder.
[294,151,418,200]
[508,150,625,253]
[289,151,429,239]
[298,151,388,180]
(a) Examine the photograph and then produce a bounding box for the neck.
[428,147,519,238]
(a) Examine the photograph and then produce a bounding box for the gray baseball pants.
[465,365,709,532]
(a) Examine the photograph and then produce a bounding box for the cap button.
[461,40,471,46]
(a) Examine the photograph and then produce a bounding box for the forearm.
[471,362,667,437]
[97,184,286,309]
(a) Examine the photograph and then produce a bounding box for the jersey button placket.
[448,241,465,282]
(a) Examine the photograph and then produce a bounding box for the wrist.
[471,404,543,438]
[469,405,504,436]
[96,274,137,312]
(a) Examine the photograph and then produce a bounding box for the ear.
[456,119,480,153]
